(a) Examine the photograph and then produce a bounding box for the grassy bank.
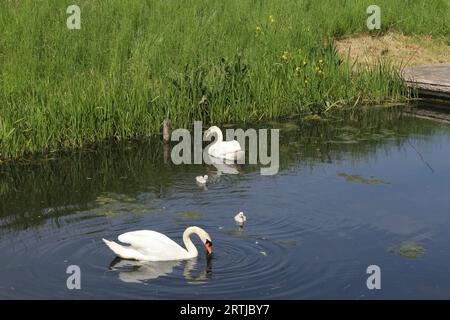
[0,0,449,159]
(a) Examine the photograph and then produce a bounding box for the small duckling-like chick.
[234,211,247,226]
[196,175,208,185]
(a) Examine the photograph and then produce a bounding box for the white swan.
[196,175,208,185]
[205,126,243,160]
[102,226,213,261]
[234,211,247,226]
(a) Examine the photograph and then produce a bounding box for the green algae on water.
[175,211,204,219]
[389,241,426,259]
[337,172,389,185]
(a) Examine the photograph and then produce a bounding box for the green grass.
[0,0,449,159]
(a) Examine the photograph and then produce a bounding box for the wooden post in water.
[163,119,171,163]
[163,119,171,144]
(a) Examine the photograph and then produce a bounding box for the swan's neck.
[182,227,200,257]
[211,127,223,143]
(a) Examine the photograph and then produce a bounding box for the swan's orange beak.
[205,240,213,255]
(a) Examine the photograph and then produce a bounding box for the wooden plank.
[402,64,450,100]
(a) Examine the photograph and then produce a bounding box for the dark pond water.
[1,108,450,299]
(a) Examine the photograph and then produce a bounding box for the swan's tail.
[102,238,142,260]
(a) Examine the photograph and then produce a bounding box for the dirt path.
[335,32,450,68]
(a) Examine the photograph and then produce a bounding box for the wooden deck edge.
[408,87,450,100]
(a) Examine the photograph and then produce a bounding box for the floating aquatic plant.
[389,241,426,259]
[337,172,389,185]
[278,239,298,247]
[175,211,204,219]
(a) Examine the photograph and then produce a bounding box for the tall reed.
[0,0,448,159]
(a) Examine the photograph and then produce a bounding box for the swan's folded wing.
[216,141,242,155]
[118,230,187,260]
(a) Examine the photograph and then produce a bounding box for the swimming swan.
[205,126,243,160]
[102,226,213,261]
[196,175,208,185]
[234,211,247,226]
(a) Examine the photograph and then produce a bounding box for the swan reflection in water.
[205,153,242,176]
[108,255,212,284]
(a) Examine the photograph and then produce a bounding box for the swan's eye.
[205,239,212,246]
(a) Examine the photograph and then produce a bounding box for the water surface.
[1,108,449,299]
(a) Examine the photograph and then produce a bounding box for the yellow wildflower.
[319,59,324,64]
[295,66,301,76]
[256,26,262,33]
[304,79,308,84]
[303,60,307,66]
[281,51,289,62]
[269,15,275,24]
